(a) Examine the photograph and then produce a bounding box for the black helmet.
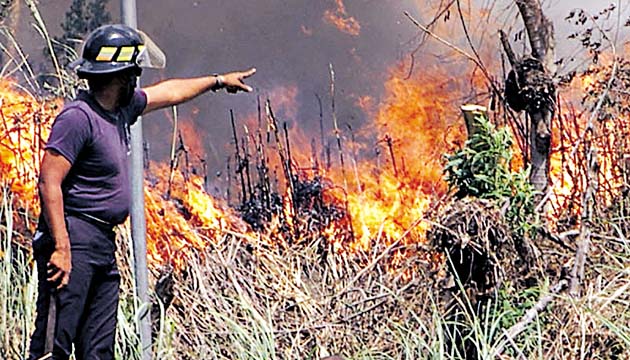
[71,24,147,78]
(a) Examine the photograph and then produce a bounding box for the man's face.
[115,68,141,107]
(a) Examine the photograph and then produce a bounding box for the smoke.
[8,0,630,179]
[132,0,627,164]
[132,0,420,170]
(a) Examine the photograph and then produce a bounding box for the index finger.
[240,68,256,79]
[48,269,63,284]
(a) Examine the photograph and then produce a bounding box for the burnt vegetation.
[130,2,630,358]
[229,104,353,245]
[2,1,630,359]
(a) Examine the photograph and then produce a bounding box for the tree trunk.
[503,0,557,195]
[515,0,556,74]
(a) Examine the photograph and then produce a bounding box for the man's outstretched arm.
[142,68,256,114]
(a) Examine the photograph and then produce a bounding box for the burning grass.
[1,82,628,359]
[2,7,630,356]
[2,179,630,358]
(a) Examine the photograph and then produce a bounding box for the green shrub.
[444,113,538,237]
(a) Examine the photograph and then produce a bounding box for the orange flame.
[3,30,627,274]
[144,163,249,268]
[178,120,207,160]
[0,79,248,269]
[548,60,627,226]
[0,81,60,234]
[320,63,468,250]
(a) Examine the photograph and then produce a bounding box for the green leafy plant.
[444,113,539,237]
[444,115,514,198]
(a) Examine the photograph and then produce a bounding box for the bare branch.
[403,11,482,68]
[499,29,518,69]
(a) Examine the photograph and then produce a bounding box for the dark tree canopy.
[55,0,111,64]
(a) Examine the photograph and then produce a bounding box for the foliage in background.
[0,0,14,23]
[54,0,110,65]
[36,0,111,91]
[443,114,539,237]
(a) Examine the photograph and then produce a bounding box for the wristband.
[212,73,224,91]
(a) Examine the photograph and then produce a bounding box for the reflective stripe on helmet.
[95,45,146,63]
[95,46,117,61]
[117,46,136,62]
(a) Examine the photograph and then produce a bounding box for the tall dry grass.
[1,1,630,358]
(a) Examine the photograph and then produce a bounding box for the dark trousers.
[29,216,120,360]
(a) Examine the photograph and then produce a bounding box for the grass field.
[2,185,630,359]
[2,1,630,358]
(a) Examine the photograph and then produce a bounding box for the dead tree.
[502,0,557,195]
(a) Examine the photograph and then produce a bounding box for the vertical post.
[120,1,152,359]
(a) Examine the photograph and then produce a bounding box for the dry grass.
[131,228,438,359]
[1,2,630,358]
[3,180,630,359]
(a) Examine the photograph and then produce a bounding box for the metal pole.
[120,1,152,359]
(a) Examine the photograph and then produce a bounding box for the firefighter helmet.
[71,24,156,78]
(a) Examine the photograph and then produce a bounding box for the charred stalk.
[201,157,208,191]
[329,64,347,189]
[266,101,296,234]
[226,155,232,206]
[311,138,319,175]
[316,92,326,168]
[179,131,190,182]
[242,126,254,201]
[256,129,271,209]
[384,134,398,177]
[166,106,179,200]
[230,109,247,203]
[257,94,262,129]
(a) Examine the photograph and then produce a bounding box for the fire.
[144,163,249,268]
[265,84,299,121]
[0,79,248,269]
[0,80,60,234]
[321,63,468,250]
[3,28,626,273]
[0,0,533,274]
[226,59,472,254]
[177,120,207,160]
[547,61,628,226]
[354,94,375,117]
[323,0,361,36]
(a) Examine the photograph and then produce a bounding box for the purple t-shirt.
[45,89,147,225]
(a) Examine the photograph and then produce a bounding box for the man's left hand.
[221,68,256,93]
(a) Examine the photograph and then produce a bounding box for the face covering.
[118,74,137,107]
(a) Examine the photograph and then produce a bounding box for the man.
[29,24,255,359]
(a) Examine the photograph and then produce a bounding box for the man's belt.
[65,210,116,230]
